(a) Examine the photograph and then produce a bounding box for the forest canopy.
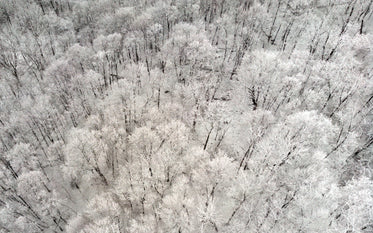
[0,0,372,232]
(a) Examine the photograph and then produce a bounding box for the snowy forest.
[0,0,372,232]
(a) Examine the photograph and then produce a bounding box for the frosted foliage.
[6,143,38,174]
[17,171,47,198]
[1,0,372,232]
[79,217,121,233]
